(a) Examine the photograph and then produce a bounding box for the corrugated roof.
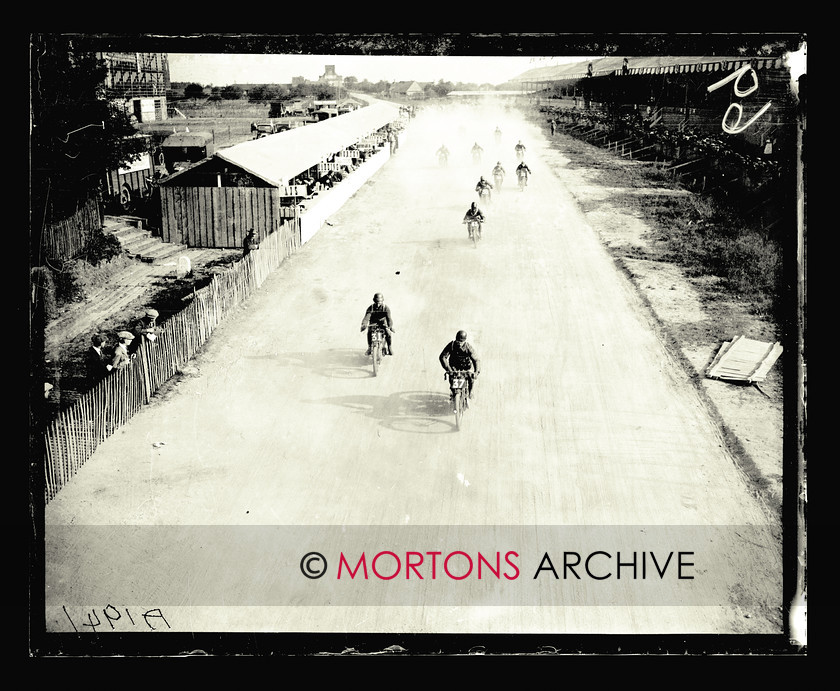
[213,101,401,187]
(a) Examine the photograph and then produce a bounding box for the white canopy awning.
[215,101,401,187]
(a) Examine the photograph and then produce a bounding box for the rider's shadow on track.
[257,348,375,379]
[307,390,458,434]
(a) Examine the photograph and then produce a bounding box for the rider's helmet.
[480,176,486,182]
[456,330,468,342]
[373,292,384,303]
[470,202,477,211]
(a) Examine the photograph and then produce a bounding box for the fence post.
[41,192,310,504]
[138,341,152,404]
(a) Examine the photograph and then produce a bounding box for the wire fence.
[42,220,299,503]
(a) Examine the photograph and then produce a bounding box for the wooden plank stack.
[705,335,783,383]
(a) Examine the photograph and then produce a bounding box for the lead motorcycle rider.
[463,201,486,239]
[360,292,395,356]
[516,161,532,188]
[439,330,482,407]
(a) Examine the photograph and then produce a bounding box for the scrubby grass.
[49,229,128,306]
[52,253,134,305]
[643,193,783,318]
[173,100,268,119]
[558,130,786,323]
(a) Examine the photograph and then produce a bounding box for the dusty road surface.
[44,101,783,638]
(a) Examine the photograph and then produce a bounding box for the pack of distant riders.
[360,125,531,429]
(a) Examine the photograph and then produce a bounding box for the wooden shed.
[389,81,425,99]
[158,101,400,249]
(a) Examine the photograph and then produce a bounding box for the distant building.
[389,81,425,100]
[99,51,170,122]
[319,64,343,90]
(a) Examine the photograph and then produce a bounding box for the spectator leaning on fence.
[86,333,113,382]
[129,308,158,354]
[111,331,135,369]
[243,229,260,257]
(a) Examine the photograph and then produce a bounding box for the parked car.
[251,122,282,138]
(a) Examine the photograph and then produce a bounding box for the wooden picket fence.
[40,197,101,262]
[42,220,299,503]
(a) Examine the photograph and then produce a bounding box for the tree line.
[170,78,490,103]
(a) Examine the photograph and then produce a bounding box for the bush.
[83,229,123,266]
[640,183,783,306]
[52,260,86,304]
[717,232,782,296]
[53,253,133,307]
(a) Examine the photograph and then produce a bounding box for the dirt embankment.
[536,121,785,519]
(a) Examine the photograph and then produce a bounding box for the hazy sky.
[167,53,586,87]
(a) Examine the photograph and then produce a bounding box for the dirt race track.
[43,101,783,638]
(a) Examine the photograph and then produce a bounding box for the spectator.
[85,333,113,382]
[243,229,260,257]
[111,332,135,369]
[129,308,158,354]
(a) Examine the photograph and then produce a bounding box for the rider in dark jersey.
[475,175,493,201]
[463,201,486,238]
[516,161,532,187]
[360,292,394,356]
[439,330,481,401]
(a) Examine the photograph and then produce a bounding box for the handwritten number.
[142,608,171,631]
[732,68,759,98]
[82,609,102,632]
[103,604,121,630]
[707,64,771,134]
[708,64,759,97]
[722,101,773,135]
[62,605,78,632]
[61,605,169,631]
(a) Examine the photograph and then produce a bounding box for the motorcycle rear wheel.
[372,342,382,376]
